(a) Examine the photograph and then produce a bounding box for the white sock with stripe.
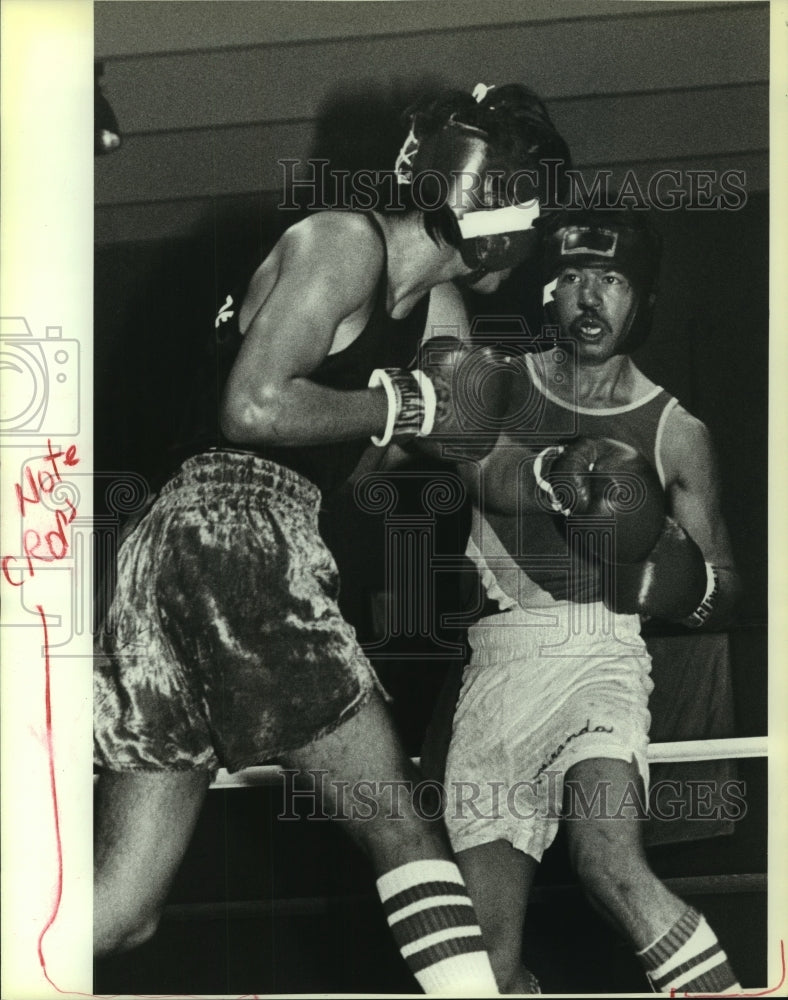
[638,906,741,994]
[376,859,498,994]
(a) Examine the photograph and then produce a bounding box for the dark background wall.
[94,1,769,994]
[95,1,768,243]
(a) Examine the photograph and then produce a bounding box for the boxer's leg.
[282,691,499,995]
[454,840,539,993]
[564,757,677,943]
[565,757,739,992]
[94,770,210,956]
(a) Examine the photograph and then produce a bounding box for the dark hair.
[395,84,572,248]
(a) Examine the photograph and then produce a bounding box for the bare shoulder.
[660,401,717,488]
[285,212,384,279]
[262,212,384,309]
[240,212,387,334]
[239,214,375,327]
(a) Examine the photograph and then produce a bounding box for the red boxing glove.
[410,336,515,461]
[611,517,709,621]
[536,436,666,564]
[535,437,712,622]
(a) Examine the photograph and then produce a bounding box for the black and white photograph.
[1,1,785,997]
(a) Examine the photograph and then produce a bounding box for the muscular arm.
[658,407,742,628]
[610,407,740,627]
[331,281,475,478]
[465,405,742,628]
[381,281,475,468]
[220,214,389,447]
[422,280,471,343]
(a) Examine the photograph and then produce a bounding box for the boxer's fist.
[413,336,515,461]
[611,517,708,620]
[538,436,666,564]
[538,437,710,622]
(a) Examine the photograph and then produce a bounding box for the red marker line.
[31,603,262,1000]
[28,594,782,1000]
[35,603,64,991]
[675,939,785,997]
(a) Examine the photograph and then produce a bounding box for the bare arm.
[220,214,389,447]
[379,281,474,469]
[659,406,742,628]
[422,281,471,343]
[468,406,743,628]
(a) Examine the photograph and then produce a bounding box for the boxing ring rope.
[209,735,767,789]
[156,735,766,922]
[162,873,766,923]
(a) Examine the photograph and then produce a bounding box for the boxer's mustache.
[570,309,610,335]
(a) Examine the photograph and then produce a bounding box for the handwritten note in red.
[3,440,79,585]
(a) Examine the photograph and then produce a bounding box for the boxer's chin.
[455,268,489,290]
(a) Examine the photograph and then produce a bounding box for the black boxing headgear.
[395,83,567,278]
[541,210,662,351]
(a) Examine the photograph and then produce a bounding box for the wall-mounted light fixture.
[95,62,121,155]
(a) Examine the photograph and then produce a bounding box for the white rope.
[209,736,767,789]
[646,735,766,763]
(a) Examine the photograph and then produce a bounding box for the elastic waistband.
[161,450,322,510]
[468,601,642,652]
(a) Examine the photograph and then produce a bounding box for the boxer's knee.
[94,893,162,956]
[284,692,449,866]
[570,822,650,913]
[93,770,210,957]
[340,765,448,868]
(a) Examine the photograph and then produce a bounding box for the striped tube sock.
[638,907,741,994]
[376,859,498,994]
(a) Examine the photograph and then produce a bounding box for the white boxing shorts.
[443,602,654,861]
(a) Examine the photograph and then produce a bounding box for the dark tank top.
[173,213,429,496]
[480,352,679,605]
